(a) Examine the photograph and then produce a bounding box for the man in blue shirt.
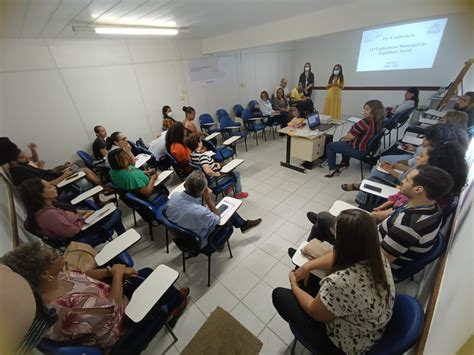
[166,171,262,248]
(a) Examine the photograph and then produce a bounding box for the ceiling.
[0,0,348,40]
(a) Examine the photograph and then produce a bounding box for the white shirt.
[148,131,167,159]
[259,99,274,116]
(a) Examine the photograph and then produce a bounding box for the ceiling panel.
[40,0,91,38]
[21,0,62,38]
[0,0,350,40]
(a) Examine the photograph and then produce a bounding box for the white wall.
[0,39,294,166]
[292,14,473,116]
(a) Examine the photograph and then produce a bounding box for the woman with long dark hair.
[298,62,315,98]
[273,210,395,354]
[322,64,344,120]
[19,177,125,242]
[165,122,193,173]
[388,87,419,117]
[162,105,176,130]
[325,99,385,177]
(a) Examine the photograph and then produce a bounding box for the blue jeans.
[216,171,243,193]
[111,267,183,355]
[326,141,366,171]
[230,212,246,228]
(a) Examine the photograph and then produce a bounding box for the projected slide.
[356,18,447,72]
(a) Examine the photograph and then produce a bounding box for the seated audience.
[106,131,132,152]
[275,77,290,99]
[272,87,290,128]
[183,106,206,137]
[438,110,469,129]
[185,134,248,199]
[162,105,177,130]
[166,171,262,248]
[259,90,276,116]
[303,166,453,272]
[19,177,125,241]
[0,243,189,353]
[108,148,167,201]
[165,122,193,174]
[0,138,108,200]
[92,125,109,160]
[148,130,167,160]
[325,100,385,178]
[453,92,474,128]
[386,87,419,117]
[274,210,394,354]
[250,101,263,118]
[290,82,314,117]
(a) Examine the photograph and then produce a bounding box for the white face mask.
[333,69,340,75]
[304,67,310,72]
[167,111,173,118]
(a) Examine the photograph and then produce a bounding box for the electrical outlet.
[180,95,185,101]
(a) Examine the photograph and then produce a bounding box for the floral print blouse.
[45,271,128,349]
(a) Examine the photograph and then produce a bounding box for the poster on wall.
[188,57,230,87]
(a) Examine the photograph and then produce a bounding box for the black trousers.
[307,212,336,245]
[272,285,344,355]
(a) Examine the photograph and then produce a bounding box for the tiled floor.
[119,130,414,354]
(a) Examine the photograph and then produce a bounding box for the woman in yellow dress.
[323,64,344,120]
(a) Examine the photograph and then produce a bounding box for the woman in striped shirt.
[324,100,385,178]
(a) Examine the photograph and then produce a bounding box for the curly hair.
[0,242,52,289]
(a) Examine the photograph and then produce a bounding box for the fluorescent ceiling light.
[94,27,178,35]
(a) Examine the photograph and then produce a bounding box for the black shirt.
[298,72,315,97]
[9,165,61,186]
[92,137,106,160]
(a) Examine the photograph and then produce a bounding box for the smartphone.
[362,184,382,193]
[218,204,229,213]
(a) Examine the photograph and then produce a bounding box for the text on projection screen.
[356,18,447,72]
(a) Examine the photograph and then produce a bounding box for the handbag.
[64,241,98,272]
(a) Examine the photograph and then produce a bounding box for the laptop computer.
[307,112,333,131]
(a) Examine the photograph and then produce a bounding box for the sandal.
[341,183,360,191]
[324,169,340,178]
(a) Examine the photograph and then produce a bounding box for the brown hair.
[331,210,391,302]
[444,111,468,129]
[260,91,269,100]
[184,134,201,151]
[364,99,385,129]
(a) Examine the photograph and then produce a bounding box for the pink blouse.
[36,207,85,239]
[45,271,128,349]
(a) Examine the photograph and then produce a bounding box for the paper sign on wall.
[188,57,229,87]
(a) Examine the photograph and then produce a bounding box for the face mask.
[167,111,173,118]
[304,67,310,72]
[333,69,340,75]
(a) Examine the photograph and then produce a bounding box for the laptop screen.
[307,112,320,129]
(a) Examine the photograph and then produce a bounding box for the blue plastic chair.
[233,104,244,118]
[124,192,170,251]
[165,151,192,181]
[290,294,424,355]
[354,128,387,179]
[392,231,446,283]
[216,108,229,118]
[199,113,220,134]
[248,100,258,110]
[242,109,266,146]
[204,139,234,162]
[382,108,415,147]
[158,208,234,287]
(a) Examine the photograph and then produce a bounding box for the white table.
[71,185,104,205]
[205,132,221,141]
[135,154,151,168]
[154,170,174,187]
[220,158,244,173]
[401,134,423,146]
[201,122,216,127]
[169,182,185,197]
[81,203,117,230]
[291,241,331,279]
[57,171,86,188]
[223,136,241,146]
[425,109,447,117]
[360,179,400,199]
[125,264,179,323]
[216,197,243,225]
[328,200,364,216]
[95,229,142,266]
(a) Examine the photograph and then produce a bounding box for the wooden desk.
[277,126,328,173]
[125,265,179,323]
[95,229,142,266]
